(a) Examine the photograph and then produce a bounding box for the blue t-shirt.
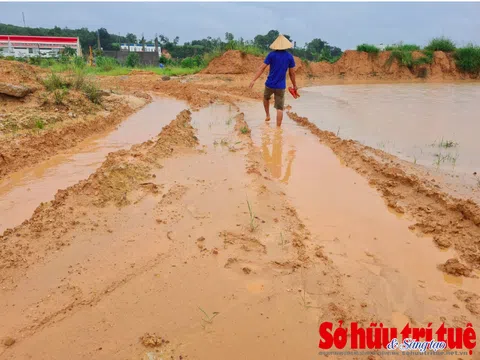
[264,51,295,89]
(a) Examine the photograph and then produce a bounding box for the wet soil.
[1,101,479,360]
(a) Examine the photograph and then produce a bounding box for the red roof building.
[0,35,81,58]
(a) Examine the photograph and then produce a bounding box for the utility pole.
[22,12,26,27]
[97,30,101,51]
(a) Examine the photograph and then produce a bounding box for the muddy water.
[296,84,480,174]
[0,98,186,233]
[241,102,479,325]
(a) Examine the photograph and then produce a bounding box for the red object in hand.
[288,87,300,99]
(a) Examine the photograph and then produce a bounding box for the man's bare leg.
[276,109,283,127]
[263,99,270,121]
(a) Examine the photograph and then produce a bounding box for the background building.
[120,43,160,54]
[0,35,81,58]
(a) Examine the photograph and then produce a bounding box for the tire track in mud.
[0,109,199,281]
[231,112,374,326]
[286,111,480,279]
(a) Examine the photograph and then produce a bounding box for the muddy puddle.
[0,98,186,232]
[296,83,480,175]
[240,102,479,323]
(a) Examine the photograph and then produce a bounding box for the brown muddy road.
[0,98,479,359]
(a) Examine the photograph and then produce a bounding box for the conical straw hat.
[269,34,293,50]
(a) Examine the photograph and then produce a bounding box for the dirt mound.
[202,50,306,76]
[202,50,264,75]
[0,59,45,88]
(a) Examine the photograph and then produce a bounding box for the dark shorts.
[264,86,285,110]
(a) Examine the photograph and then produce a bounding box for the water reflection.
[261,125,295,183]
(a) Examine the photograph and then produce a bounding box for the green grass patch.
[146,66,202,76]
[385,44,421,51]
[425,37,456,52]
[356,44,380,54]
[454,45,480,74]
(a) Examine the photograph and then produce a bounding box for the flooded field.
[296,84,480,174]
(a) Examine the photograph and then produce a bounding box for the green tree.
[125,33,137,44]
[225,32,234,42]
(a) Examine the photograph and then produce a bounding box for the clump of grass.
[53,89,68,105]
[454,45,480,75]
[82,81,102,104]
[35,119,45,129]
[356,44,380,54]
[43,72,68,91]
[240,126,249,134]
[425,37,456,52]
[246,197,257,232]
[385,44,421,51]
[433,138,458,148]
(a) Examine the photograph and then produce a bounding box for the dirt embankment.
[202,50,475,81]
[0,60,150,180]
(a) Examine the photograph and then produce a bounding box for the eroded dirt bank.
[0,60,150,180]
[0,103,479,359]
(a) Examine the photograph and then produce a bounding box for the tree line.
[0,24,342,62]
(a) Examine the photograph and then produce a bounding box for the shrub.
[181,57,196,68]
[28,56,42,66]
[82,81,102,104]
[454,45,480,74]
[95,56,118,71]
[125,52,140,67]
[387,49,434,69]
[425,37,456,52]
[356,44,380,54]
[388,50,414,67]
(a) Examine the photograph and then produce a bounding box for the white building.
[120,43,160,54]
[0,35,81,58]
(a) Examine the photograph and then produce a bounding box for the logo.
[319,321,476,355]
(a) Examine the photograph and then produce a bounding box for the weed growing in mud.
[454,45,480,75]
[425,37,456,52]
[356,44,380,54]
[71,69,86,90]
[225,117,233,126]
[240,126,249,134]
[220,138,229,146]
[336,127,341,137]
[198,307,220,329]
[246,197,257,232]
[433,152,459,168]
[433,138,458,149]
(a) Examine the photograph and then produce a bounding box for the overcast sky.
[1,2,479,50]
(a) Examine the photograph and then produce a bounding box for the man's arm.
[249,63,268,89]
[288,68,297,90]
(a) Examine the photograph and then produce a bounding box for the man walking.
[249,34,297,127]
